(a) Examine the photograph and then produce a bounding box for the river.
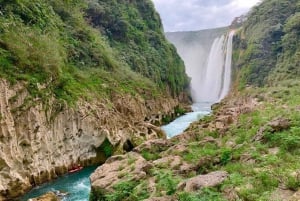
[161,102,211,138]
[20,103,211,201]
[20,166,97,201]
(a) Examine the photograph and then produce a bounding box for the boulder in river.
[28,192,59,201]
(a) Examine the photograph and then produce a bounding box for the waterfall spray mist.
[167,29,234,103]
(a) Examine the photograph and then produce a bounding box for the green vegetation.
[233,0,300,87]
[0,0,188,107]
[99,138,114,158]
[105,180,139,201]
[117,84,300,201]
[86,0,189,95]
[178,189,226,201]
[90,179,150,201]
[153,170,180,196]
[3,0,300,200]
[141,150,160,161]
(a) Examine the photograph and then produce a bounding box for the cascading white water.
[198,31,235,103]
[219,31,235,100]
[162,30,235,138]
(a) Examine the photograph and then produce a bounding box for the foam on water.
[20,166,97,201]
[75,181,90,190]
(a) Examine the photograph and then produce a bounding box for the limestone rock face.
[177,171,228,192]
[0,79,180,199]
[90,152,152,193]
[28,192,59,201]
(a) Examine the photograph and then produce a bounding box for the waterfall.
[166,29,235,103]
[199,31,234,102]
[219,31,235,100]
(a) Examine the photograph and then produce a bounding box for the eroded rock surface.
[0,79,182,199]
[28,192,59,201]
[90,152,152,192]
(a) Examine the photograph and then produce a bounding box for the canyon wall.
[0,79,182,199]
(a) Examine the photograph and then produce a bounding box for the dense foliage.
[86,0,189,95]
[233,0,300,87]
[0,0,189,104]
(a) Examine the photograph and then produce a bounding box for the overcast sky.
[152,0,261,32]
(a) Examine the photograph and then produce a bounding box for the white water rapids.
[163,30,235,138]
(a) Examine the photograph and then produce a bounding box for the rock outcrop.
[28,192,59,201]
[0,79,183,199]
[177,171,228,192]
[90,152,152,193]
[253,117,291,142]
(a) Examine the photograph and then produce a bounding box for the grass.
[141,150,160,161]
[178,188,226,201]
[153,170,180,196]
[91,179,150,201]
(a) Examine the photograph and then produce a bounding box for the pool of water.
[20,166,97,201]
[161,102,212,138]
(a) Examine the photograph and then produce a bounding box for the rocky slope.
[89,91,257,200]
[90,85,300,200]
[90,0,300,200]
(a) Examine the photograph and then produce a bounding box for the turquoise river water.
[21,102,211,201]
[161,102,211,138]
[20,166,97,201]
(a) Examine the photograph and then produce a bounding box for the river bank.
[21,102,212,201]
[20,166,97,201]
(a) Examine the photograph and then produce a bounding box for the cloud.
[152,0,261,31]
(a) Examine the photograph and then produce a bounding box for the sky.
[152,0,262,32]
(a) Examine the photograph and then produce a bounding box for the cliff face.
[0,78,182,199]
